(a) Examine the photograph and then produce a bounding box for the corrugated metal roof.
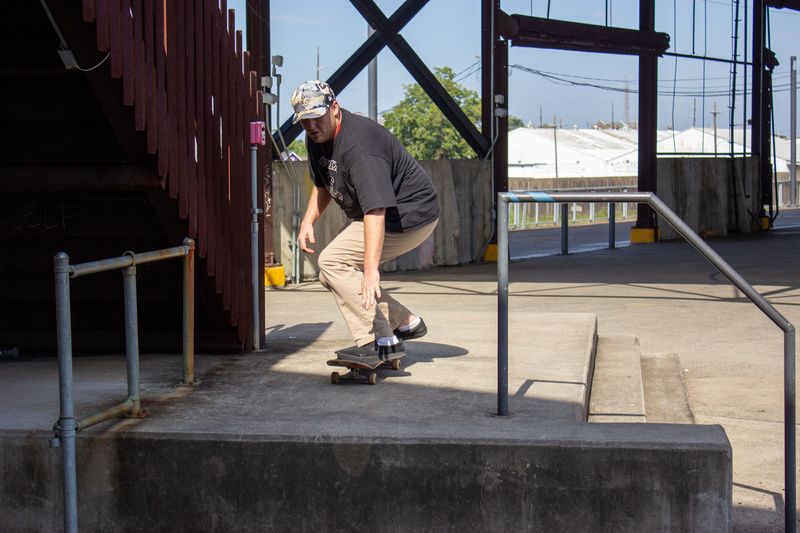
[509,126,795,178]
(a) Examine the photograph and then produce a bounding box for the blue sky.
[229,1,798,138]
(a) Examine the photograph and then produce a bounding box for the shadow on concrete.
[264,321,333,351]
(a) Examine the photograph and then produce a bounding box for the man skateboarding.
[292,80,439,361]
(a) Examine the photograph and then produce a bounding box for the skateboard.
[327,353,405,385]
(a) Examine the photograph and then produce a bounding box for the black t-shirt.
[307,109,439,233]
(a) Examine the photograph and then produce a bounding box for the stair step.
[640,353,695,424]
[588,335,646,423]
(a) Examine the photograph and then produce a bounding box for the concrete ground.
[2,212,799,531]
[270,219,800,532]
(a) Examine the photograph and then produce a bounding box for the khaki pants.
[317,219,438,346]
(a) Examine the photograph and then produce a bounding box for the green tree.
[382,67,483,160]
[288,139,307,159]
[383,67,525,159]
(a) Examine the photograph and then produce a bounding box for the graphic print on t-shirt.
[318,155,343,201]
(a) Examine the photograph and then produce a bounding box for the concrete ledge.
[2,425,731,532]
[589,335,647,423]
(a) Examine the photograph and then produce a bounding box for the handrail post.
[785,326,796,533]
[609,202,616,250]
[182,239,197,385]
[560,203,569,255]
[54,252,78,533]
[497,194,509,416]
[122,261,141,416]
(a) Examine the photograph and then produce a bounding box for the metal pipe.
[497,195,509,416]
[54,252,78,533]
[791,56,797,206]
[70,245,189,278]
[251,145,262,350]
[497,190,796,533]
[76,399,133,431]
[786,326,797,533]
[182,238,197,383]
[560,203,569,255]
[122,263,141,416]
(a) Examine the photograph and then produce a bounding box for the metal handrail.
[51,239,196,533]
[496,191,796,533]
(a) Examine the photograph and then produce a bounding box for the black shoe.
[393,318,427,341]
[337,341,406,361]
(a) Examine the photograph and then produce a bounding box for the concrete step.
[641,353,695,424]
[588,335,647,423]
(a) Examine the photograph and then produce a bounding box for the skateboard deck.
[327,353,405,385]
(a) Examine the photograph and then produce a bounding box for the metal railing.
[496,191,796,533]
[50,239,196,533]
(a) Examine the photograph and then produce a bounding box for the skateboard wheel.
[391,358,401,371]
[368,372,377,385]
[330,372,340,384]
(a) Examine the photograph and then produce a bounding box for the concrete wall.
[657,157,761,240]
[271,159,492,280]
[2,426,731,532]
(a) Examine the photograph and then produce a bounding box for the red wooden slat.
[185,0,197,238]
[195,0,208,258]
[236,28,248,342]
[174,0,188,217]
[109,0,123,79]
[96,0,110,52]
[143,0,157,152]
[156,0,168,178]
[132,0,146,131]
[220,6,232,315]
[204,0,216,273]
[229,19,242,328]
[83,0,96,22]
[211,0,223,288]
[166,0,178,199]
[121,0,134,105]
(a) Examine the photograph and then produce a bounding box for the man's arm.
[298,186,332,254]
[360,208,385,310]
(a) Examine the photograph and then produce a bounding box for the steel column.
[636,0,658,231]
[791,56,797,206]
[560,203,569,255]
[54,252,78,533]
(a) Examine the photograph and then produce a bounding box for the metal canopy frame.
[274,0,489,157]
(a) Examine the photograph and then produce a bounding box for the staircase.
[589,334,695,424]
[0,1,268,352]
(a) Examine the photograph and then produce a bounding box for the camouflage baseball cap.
[291,80,336,123]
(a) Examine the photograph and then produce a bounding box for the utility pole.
[553,115,559,179]
[791,56,797,206]
[539,105,543,128]
[316,47,320,80]
[611,100,615,128]
[624,76,630,124]
[692,98,697,128]
[368,25,378,121]
[711,102,720,156]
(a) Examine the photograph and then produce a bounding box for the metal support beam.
[275,0,429,147]
[767,0,800,10]
[506,14,670,56]
[349,0,489,156]
[636,0,658,231]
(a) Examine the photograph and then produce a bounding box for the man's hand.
[298,222,316,254]
[359,268,381,310]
